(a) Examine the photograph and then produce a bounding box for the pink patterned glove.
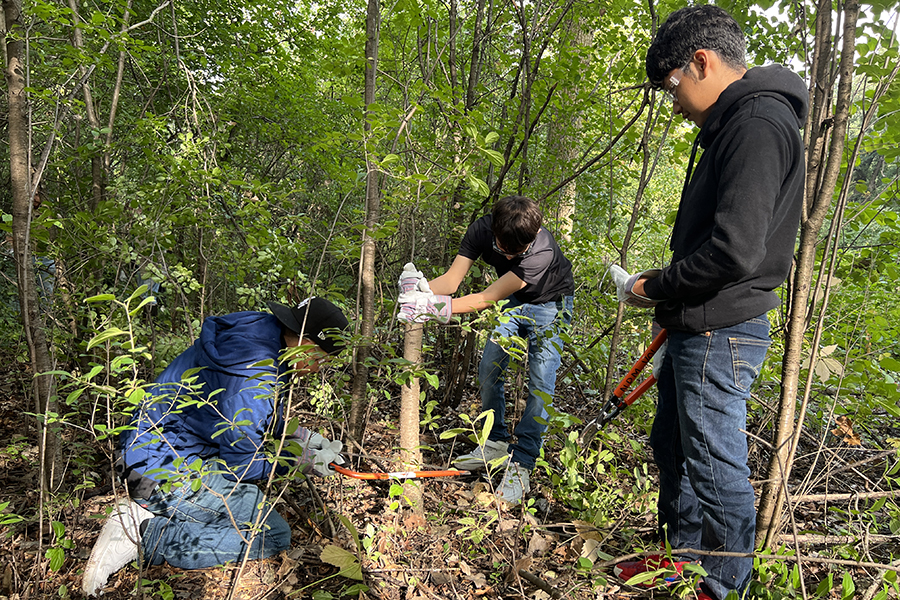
[399,295,453,324]
[398,262,431,295]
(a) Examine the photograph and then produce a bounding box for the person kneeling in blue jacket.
[83,297,350,596]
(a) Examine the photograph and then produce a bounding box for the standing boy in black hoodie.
[611,7,808,600]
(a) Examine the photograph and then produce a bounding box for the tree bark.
[756,0,860,547]
[348,0,381,442]
[544,12,593,239]
[5,0,62,493]
[400,323,424,514]
[66,0,105,210]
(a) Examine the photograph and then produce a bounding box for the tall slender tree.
[756,0,861,545]
[348,0,382,442]
[4,0,62,496]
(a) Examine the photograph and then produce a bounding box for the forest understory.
[0,349,898,600]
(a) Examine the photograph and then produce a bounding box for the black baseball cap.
[267,297,349,355]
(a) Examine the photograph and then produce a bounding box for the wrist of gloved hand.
[398,295,452,324]
[608,264,635,304]
[608,265,663,308]
[622,271,658,308]
[285,426,326,446]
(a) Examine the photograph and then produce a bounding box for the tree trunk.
[464,0,486,112]
[544,13,592,239]
[66,0,105,210]
[348,0,381,442]
[400,323,424,514]
[755,0,860,547]
[5,0,62,493]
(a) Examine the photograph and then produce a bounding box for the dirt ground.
[0,355,664,600]
[1,354,897,600]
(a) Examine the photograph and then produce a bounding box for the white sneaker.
[82,499,154,597]
[453,440,510,471]
[497,462,530,505]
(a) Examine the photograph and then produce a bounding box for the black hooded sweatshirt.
[643,64,809,333]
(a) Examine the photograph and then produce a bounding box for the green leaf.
[424,372,439,389]
[337,514,362,552]
[841,571,856,599]
[86,328,128,350]
[439,428,467,439]
[343,583,369,596]
[480,148,504,167]
[816,573,834,597]
[880,356,900,371]
[46,547,65,571]
[127,284,149,304]
[466,173,489,196]
[320,545,363,580]
[476,410,494,447]
[51,520,65,539]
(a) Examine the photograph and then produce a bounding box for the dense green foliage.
[3,0,900,596]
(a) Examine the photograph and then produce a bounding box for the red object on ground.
[613,552,692,587]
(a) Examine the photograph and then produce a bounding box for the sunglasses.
[492,237,533,259]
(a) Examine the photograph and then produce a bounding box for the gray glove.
[308,440,344,477]
[288,428,345,477]
[608,265,661,308]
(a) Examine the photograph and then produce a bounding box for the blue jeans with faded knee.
[479,296,573,470]
[651,315,771,600]
[137,470,291,569]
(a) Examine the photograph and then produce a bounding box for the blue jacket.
[118,311,294,490]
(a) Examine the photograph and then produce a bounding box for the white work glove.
[308,440,345,477]
[608,264,662,309]
[288,428,345,477]
[398,295,453,324]
[398,262,433,303]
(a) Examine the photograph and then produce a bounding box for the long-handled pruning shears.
[595,329,668,428]
[330,462,470,480]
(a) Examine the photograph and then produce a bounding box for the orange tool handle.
[331,463,470,480]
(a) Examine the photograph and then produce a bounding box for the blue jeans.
[479,296,573,470]
[137,471,291,569]
[650,315,771,600]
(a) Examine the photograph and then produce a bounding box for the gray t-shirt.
[458,215,575,304]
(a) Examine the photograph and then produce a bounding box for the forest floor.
[0,351,898,600]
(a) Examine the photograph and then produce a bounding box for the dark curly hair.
[646,5,746,87]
